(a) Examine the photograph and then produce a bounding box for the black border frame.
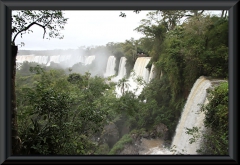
[0,0,239,164]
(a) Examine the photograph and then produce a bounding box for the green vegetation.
[15,10,228,155]
[108,134,133,154]
[16,65,112,154]
[200,82,228,154]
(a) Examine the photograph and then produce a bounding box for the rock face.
[151,123,169,140]
[101,122,119,148]
[119,144,139,154]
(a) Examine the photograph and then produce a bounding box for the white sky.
[14,10,223,50]
[15,10,154,50]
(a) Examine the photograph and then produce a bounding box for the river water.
[139,138,172,155]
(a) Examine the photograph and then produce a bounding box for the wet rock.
[142,132,149,138]
[154,123,169,140]
[119,144,139,155]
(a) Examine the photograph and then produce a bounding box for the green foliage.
[185,127,200,144]
[16,67,114,155]
[117,77,130,95]
[108,134,132,154]
[18,69,74,154]
[137,77,184,137]
[199,82,228,155]
[95,143,110,155]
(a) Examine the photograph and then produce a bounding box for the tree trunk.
[221,10,225,18]
[11,45,20,155]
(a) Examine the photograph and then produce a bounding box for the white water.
[117,57,127,79]
[144,76,224,155]
[16,55,41,63]
[126,57,151,96]
[132,57,151,83]
[104,56,116,77]
[148,64,156,82]
[170,76,212,154]
[84,55,95,65]
[16,54,85,68]
[139,138,172,155]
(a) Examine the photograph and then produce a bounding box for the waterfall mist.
[16,49,111,77]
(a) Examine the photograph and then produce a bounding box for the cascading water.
[47,55,60,66]
[132,57,151,83]
[117,57,127,79]
[170,76,212,154]
[16,55,36,63]
[84,55,95,65]
[16,54,85,68]
[16,55,49,69]
[148,64,156,82]
[33,56,49,65]
[144,76,216,155]
[53,54,84,67]
[125,57,151,96]
[104,56,116,77]
[111,56,127,83]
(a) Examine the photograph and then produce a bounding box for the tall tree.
[11,10,68,154]
[117,77,130,95]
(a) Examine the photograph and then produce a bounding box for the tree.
[11,10,68,155]
[117,77,130,95]
[12,10,68,45]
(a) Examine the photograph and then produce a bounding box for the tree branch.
[12,22,46,44]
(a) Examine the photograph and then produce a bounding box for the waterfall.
[144,76,226,155]
[47,55,60,66]
[16,55,49,66]
[54,54,85,68]
[168,76,213,155]
[132,57,151,83]
[112,56,127,82]
[34,56,49,65]
[148,64,156,82]
[85,55,95,65]
[16,54,85,68]
[104,56,116,77]
[117,57,127,79]
[16,55,36,63]
[116,57,151,97]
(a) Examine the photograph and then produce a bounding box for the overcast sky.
[15,10,155,50]
[14,10,223,51]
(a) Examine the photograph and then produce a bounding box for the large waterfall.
[170,76,212,154]
[17,55,49,64]
[144,76,218,155]
[16,54,85,68]
[104,56,116,77]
